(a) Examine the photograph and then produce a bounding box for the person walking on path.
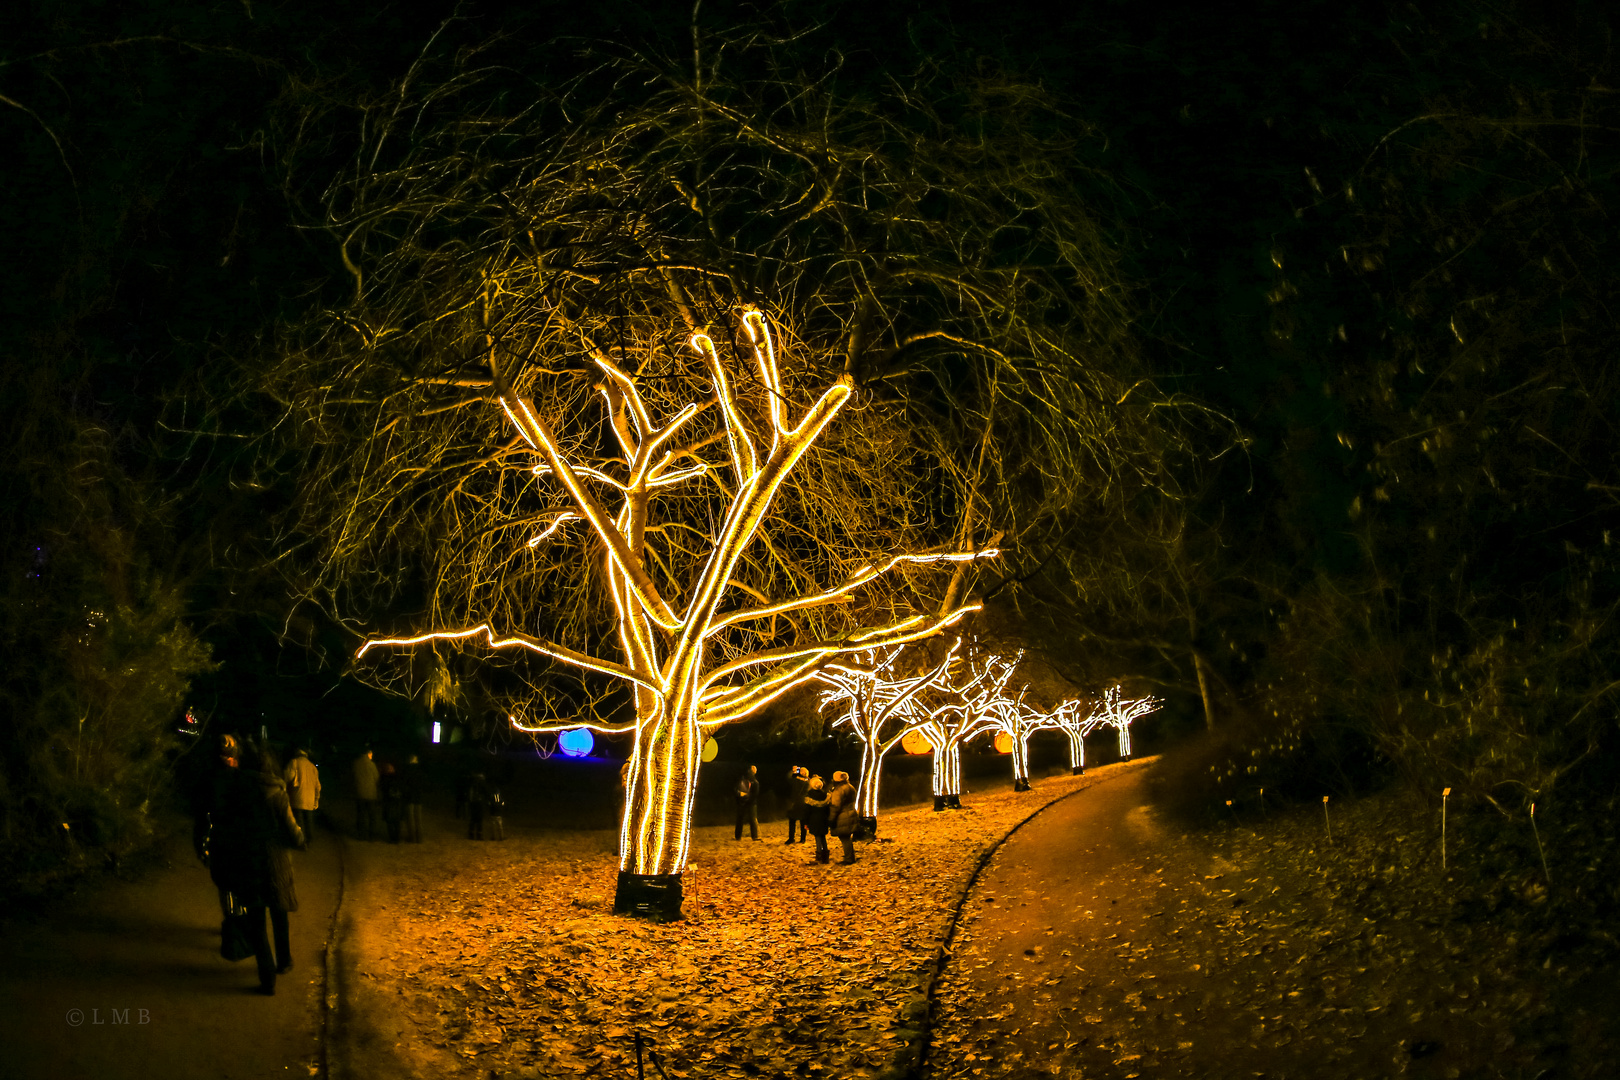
[733,765,760,841]
[802,775,832,864]
[784,766,810,843]
[352,748,380,841]
[379,762,405,844]
[828,770,859,865]
[401,754,426,842]
[284,748,320,844]
[467,772,490,840]
[204,736,304,995]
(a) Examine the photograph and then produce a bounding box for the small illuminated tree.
[814,640,960,835]
[1091,685,1162,761]
[985,671,1064,791]
[1049,697,1102,774]
[357,309,994,918]
[902,638,1018,810]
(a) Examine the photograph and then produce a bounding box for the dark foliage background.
[2,0,1616,899]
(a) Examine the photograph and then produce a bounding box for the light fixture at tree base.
[613,872,683,921]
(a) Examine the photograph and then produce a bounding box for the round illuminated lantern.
[993,731,1014,755]
[557,727,594,757]
[701,737,719,763]
[901,729,933,755]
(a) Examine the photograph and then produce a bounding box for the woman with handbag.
[207,736,305,995]
[827,771,860,865]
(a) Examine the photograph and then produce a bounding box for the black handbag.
[220,895,254,962]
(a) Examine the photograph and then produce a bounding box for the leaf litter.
[343,767,1141,1079]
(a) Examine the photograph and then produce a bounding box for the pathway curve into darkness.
[924,765,1236,1080]
[0,824,345,1080]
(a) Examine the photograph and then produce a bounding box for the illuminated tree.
[355,308,993,916]
[1089,685,1161,761]
[1048,697,1103,775]
[263,26,1184,915]
[814,640,961,835]
[985,673,1064,791]
[902,639,1018,810]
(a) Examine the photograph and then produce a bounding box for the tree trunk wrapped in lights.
[985,671,1063,791]
[904,638,1018,810]
[357,309,993,917]
[814,641,959,836]
[1091,686,1162,762]
[264,30,1186,918]
[1049,698,1101,774]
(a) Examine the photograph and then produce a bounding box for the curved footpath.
[920,765,1477,1080]
[0,825,345,1080]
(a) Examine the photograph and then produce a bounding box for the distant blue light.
[558,728,594,758]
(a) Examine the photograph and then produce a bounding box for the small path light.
[1441,787,1451,872]
[1322,794,1332,843]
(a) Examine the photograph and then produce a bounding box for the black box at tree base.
[613,871,684,921]
[857,814,878,840]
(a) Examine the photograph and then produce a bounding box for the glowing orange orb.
[993,731,1014,755]
[902,729,934,755]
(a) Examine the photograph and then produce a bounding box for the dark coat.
[785,772,810,818]
[400,762,426,804]
[380,771,405,822]
[801,789,831,836]
[828,781,859,836]
[735,774,759,806]
[207,767,303,912]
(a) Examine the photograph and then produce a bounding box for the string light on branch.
[815,640,962,831]
[898,637,1019,810]
[355,307,997,918]
[984,668,1065,791]
[1089,685,1161,761]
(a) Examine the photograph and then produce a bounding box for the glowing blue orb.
[558,728,594,758]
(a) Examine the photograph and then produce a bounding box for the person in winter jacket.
[801,775,832,863]
[379,762,405,843]
[284,749,320,843]
[205,737,304,995]
[467,772,490,840]
[827,771,859,865]
[352,749,380,841]
[733,764,760,841]
[783,766,810,844]
[401,754,426,842]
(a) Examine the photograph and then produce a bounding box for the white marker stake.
[1530,802,1551,888]
[1441,787,1451,872]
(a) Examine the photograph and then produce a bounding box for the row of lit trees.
[268,25,1192,921]
[817,638,1161,826]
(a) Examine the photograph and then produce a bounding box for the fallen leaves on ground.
[923,779,1618,1080]
[349,767,1138,1080]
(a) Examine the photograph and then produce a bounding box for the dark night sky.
[2,0,1616,780]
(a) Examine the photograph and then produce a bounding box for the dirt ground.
[332,762,1151,1080]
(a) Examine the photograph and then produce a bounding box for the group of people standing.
[735,765,860,864]
[350,749,427,843]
